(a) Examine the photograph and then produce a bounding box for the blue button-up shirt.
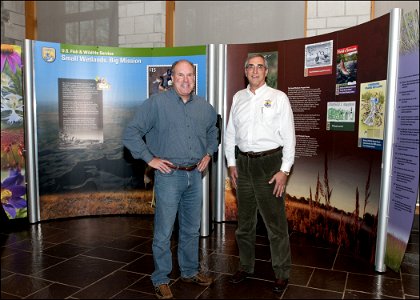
[123,89,218,166]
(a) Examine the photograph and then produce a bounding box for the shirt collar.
[170,88,194,103]
[246,83,268,96]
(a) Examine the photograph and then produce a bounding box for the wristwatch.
[280,170,290,176]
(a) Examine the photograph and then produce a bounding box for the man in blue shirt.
[123,59,218,299]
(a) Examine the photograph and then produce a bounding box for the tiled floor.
[1,213,418,299]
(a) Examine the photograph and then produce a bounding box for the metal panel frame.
[24,39,41,224]
[375,8,402,272]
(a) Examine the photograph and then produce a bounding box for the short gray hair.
[244,54,269,69]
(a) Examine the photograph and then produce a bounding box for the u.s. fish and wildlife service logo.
[264,99,272,108]
[42,47,56,63]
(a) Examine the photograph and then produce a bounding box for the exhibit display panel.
[24,41,208,222]
[1,44,27,220]
[221,10,419,272]
[382,9,419,272]
[223,17,390,268]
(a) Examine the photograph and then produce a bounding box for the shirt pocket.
[261,106,277,126]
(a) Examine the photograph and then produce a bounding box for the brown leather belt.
[168,164,197,171]
[238,147,281,158]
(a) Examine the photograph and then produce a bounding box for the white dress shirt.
[225,83,296,172]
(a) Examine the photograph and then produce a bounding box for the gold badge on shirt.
[263,99,272,108]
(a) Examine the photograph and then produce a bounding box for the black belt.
[168,164,197,171]
[238,147,281,158]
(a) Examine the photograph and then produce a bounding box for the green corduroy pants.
[235,150,291,280]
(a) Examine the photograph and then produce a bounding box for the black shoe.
[229,270,253,284]
[273,278,288,293]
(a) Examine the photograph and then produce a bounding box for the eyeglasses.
[246,64,266,71]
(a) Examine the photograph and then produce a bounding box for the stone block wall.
[1,1,25,46]
[118,1,166,48]
[306,1,371,37]
[1,1,415,48]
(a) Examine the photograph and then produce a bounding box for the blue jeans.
[151,169,203,286]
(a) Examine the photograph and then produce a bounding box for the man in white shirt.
[224,53,296,293]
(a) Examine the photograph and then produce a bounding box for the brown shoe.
[181,272,213,286]
[229,270,253,284]
[155,284,173,299]
[273,278,288,293]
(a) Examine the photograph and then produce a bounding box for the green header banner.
[60,44,207,57]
